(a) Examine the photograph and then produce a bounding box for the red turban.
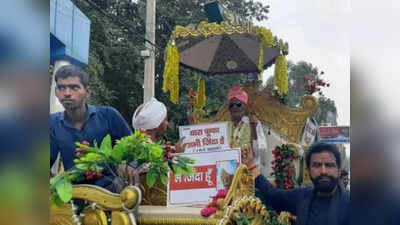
[227,86,248,105]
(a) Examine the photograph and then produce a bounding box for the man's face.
[55,76,90,110]
[228,98,247,121]
[342,175,349,188]
[221,170,233,189]
[157,117,169,137]
[309,151,340,193]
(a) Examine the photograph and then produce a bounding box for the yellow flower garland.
[162,43,180,103]
[258,42,264,72]
[274,54,288,95]
[254,27,273,72]
[195,78,206,109]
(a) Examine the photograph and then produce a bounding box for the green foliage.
[72,0,271,143]
[315,96,337,125]
[266,60,338,125]
[234,212,254,225]
[50,131,195,206]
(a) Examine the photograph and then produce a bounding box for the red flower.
[169,146,177,153]
[85,171,97,180]
[201,206,217,217]
[81,140,90,146]
[94,172,102,179]
[75,148,86,155]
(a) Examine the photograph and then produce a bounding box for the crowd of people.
[50,64,350,225]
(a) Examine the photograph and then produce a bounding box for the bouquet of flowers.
[270,144,297,190]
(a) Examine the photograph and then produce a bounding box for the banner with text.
[167,149,240,207]
[301,118,318,146]
[319,126,350,143]
[179,122,230,153]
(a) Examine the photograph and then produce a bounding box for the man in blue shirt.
[50,65,132,186]
[244,142,350,225]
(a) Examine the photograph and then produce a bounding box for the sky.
[255,0,350,126]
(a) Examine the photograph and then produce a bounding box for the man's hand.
[241,147,253,166]
[118,163,137,185]
[249,114,259,126]
[249,114,259,141]
[175,137,187,153]
[242,147,260,178]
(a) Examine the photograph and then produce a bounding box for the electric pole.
[143,0,156,103]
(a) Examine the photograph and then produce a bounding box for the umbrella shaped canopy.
[176,33,280,75]
[171,21,288,75]
[162,21,289,103]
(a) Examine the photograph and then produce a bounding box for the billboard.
[319,126,350,143]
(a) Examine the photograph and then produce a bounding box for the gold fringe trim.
[138,217,219,225]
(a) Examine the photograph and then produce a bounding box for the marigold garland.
[274,55,288,95]
[258,42,264,72]
[162,43,180,103]
[254,27,273,72]
[195,78,206,109]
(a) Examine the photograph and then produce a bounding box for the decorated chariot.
[50,7,319,225]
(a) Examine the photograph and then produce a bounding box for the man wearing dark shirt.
[244,142,350,225]
[50,65,131,186]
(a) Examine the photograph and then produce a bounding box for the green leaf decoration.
[160,173,169,186]
[146,169,156,188]
[100,134,113,156]
[55,179,72,203]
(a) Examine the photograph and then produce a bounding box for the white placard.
[167,149,240,207]
[179,122,230,153]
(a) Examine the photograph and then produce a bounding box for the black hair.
[55,65,90,87]
[305,142,341,169]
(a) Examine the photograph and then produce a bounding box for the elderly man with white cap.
[132,97,169,141]
[131,98,185,150]
[116,98,185,191]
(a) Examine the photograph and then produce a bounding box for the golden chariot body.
[50,83,318,225]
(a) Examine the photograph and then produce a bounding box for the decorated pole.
[143,0,156,103]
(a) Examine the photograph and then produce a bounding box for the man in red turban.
[227,86,268,172]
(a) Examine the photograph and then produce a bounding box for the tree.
[266,60,337,125]
[73,0,271,142]
[315,97,338,125]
